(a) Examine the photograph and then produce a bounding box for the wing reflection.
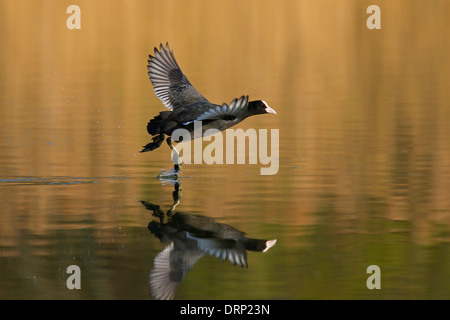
[141,182,277,300]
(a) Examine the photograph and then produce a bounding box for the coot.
[141,43,276,170]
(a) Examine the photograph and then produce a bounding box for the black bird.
[147,212,277,300]
[140,43,276,170]
[141,182,277,300]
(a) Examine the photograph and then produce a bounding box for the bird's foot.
[139,134,165,152]
[157,168,179,181]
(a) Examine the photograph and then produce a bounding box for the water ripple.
[0,176,129,186]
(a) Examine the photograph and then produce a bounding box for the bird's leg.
[167,182,182,216]
[139,201,165,223]
[140,133,165,152]
[166,137,182,172]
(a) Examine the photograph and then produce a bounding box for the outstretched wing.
[180,95,249,125]
[149,242,205,300]
[147,43,209,110]
[186,232,248,268]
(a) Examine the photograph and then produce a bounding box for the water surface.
[0,0,449,299]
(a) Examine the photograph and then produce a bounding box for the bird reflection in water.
[141,182,277,300]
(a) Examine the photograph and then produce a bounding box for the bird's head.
[249,100,277,115]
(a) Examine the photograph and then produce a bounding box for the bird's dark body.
[147,105,251,142]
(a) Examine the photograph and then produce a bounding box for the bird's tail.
[140,111,172,153]
[147,111,171,135]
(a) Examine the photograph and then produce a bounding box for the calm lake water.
[0,0,449,299]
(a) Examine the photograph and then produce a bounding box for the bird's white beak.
[261,100,276,114]
[265,106,277,114]
[263,239,277,252]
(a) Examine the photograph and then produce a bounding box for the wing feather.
[181,95,249,125]
[147,43,208,110]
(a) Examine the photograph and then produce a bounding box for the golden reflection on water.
[0,0,449,299]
